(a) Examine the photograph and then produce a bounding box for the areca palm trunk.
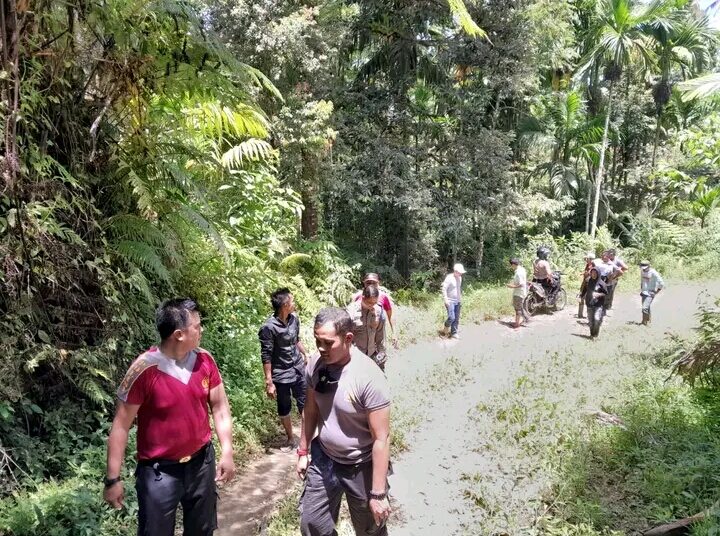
[590,82,613,237]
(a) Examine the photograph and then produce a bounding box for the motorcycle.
[523,271,567,316]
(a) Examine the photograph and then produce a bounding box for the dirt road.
[217,281,719,535]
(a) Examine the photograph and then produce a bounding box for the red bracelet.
[297,448,308,457]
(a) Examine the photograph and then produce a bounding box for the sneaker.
[451,333,460,340]
[441,325,450,337]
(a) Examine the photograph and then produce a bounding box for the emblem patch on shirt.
[202,376,210,391]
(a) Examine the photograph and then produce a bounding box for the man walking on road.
[639,261,665,325]
[348,285,388,370]
[507,258,529,328]
[605,248,628,311]
[297,307,392,536]
[259,288,308,451]
[577,252,595,319]
[442,263,466,339]
[104,298,235,535]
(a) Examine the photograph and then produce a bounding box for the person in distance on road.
[639,260,665,325]
[604,248,628,311]
[585,268,608,339]
[352,273,398,349]
[577,251,595,319]
[507,258,530,329]
[347,284,388,371]
[442,263,466,339]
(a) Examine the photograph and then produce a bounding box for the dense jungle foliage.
[1,0,720,534]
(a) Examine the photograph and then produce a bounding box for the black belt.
[138,442,210,467]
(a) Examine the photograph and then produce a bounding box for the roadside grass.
[459,342,720,536]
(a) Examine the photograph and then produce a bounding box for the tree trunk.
[299,149,319,239]
[591,82,613,238]
[651,112,661,169]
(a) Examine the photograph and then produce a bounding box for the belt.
[138,442,210,467]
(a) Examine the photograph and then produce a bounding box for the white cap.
[453,263,466,274]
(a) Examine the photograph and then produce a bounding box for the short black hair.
[509,258,520,265]
[271,288,292,314]
[156,298,199,341]
[314,307,353,337]
[362,285,380,299]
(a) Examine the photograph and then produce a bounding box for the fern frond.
[279,253,314,275]
[186,102,269,140]
[113,240,173,284]
[220,139,276,169]
[105,214,167,247]
[173,205,229,263]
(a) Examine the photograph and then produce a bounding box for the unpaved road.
[217,281,719,535]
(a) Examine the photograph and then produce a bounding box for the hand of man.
[265,382,276,400]
[215,451,236,483]
[369,497,392,526]
[103,481,124,510]
[296,455,308,480]
[391,338,399,350]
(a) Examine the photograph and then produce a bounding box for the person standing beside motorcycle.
[533,246,556,301]
[585,267,608,339]
[507,258,530,328]
[577,252,595,319]
[639,260,664,325]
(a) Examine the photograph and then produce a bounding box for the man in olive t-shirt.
[296,307,392,536]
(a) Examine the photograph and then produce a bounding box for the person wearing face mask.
[297,307,392,536]
[347,285,387,370]
[585,268,608,339]
[639,261,664,325]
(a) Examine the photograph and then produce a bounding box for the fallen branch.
[643,512,706,536]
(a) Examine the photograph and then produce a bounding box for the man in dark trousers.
[259,288,308,450]
[103,298,235,535]
[297,307,392,535]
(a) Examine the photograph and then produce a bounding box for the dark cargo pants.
[135,443,218,536]
[299,440,388,536]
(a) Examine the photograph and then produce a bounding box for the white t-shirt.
[592,259,616,279]
[513,266,527,298]
[442,273,462,303]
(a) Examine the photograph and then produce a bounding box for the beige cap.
[453,263,466,274]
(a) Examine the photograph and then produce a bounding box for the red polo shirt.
[117,347,222,461]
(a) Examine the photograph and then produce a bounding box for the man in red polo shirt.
[103,298,235,535]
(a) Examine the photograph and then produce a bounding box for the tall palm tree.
[519,91,603,199]
[647,15,714,168]
[576,0,678,237]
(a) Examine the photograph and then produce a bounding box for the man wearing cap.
[353,273,397,348]
[639,261,664,325]
[103,298,235,535]
[577,252,595,319]
[507,258,529,329]
[442,263,466,339]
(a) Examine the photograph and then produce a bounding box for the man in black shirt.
[259,288,308,450]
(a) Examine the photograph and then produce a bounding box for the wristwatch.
[103,476,122,488]
[369,491,387,501]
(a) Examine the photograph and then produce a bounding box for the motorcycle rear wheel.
[523,293,541,316]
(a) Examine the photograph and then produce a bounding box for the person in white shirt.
[441,263,466,339]
[506,258,529,328]
[605,248,627,310]
[639,260,664,325]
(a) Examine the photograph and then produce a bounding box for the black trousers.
[136,443,218,536]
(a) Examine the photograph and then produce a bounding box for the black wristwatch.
[369,491,387,501]
[104,476,122,488]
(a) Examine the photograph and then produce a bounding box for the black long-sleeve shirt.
[258,313,304,384]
